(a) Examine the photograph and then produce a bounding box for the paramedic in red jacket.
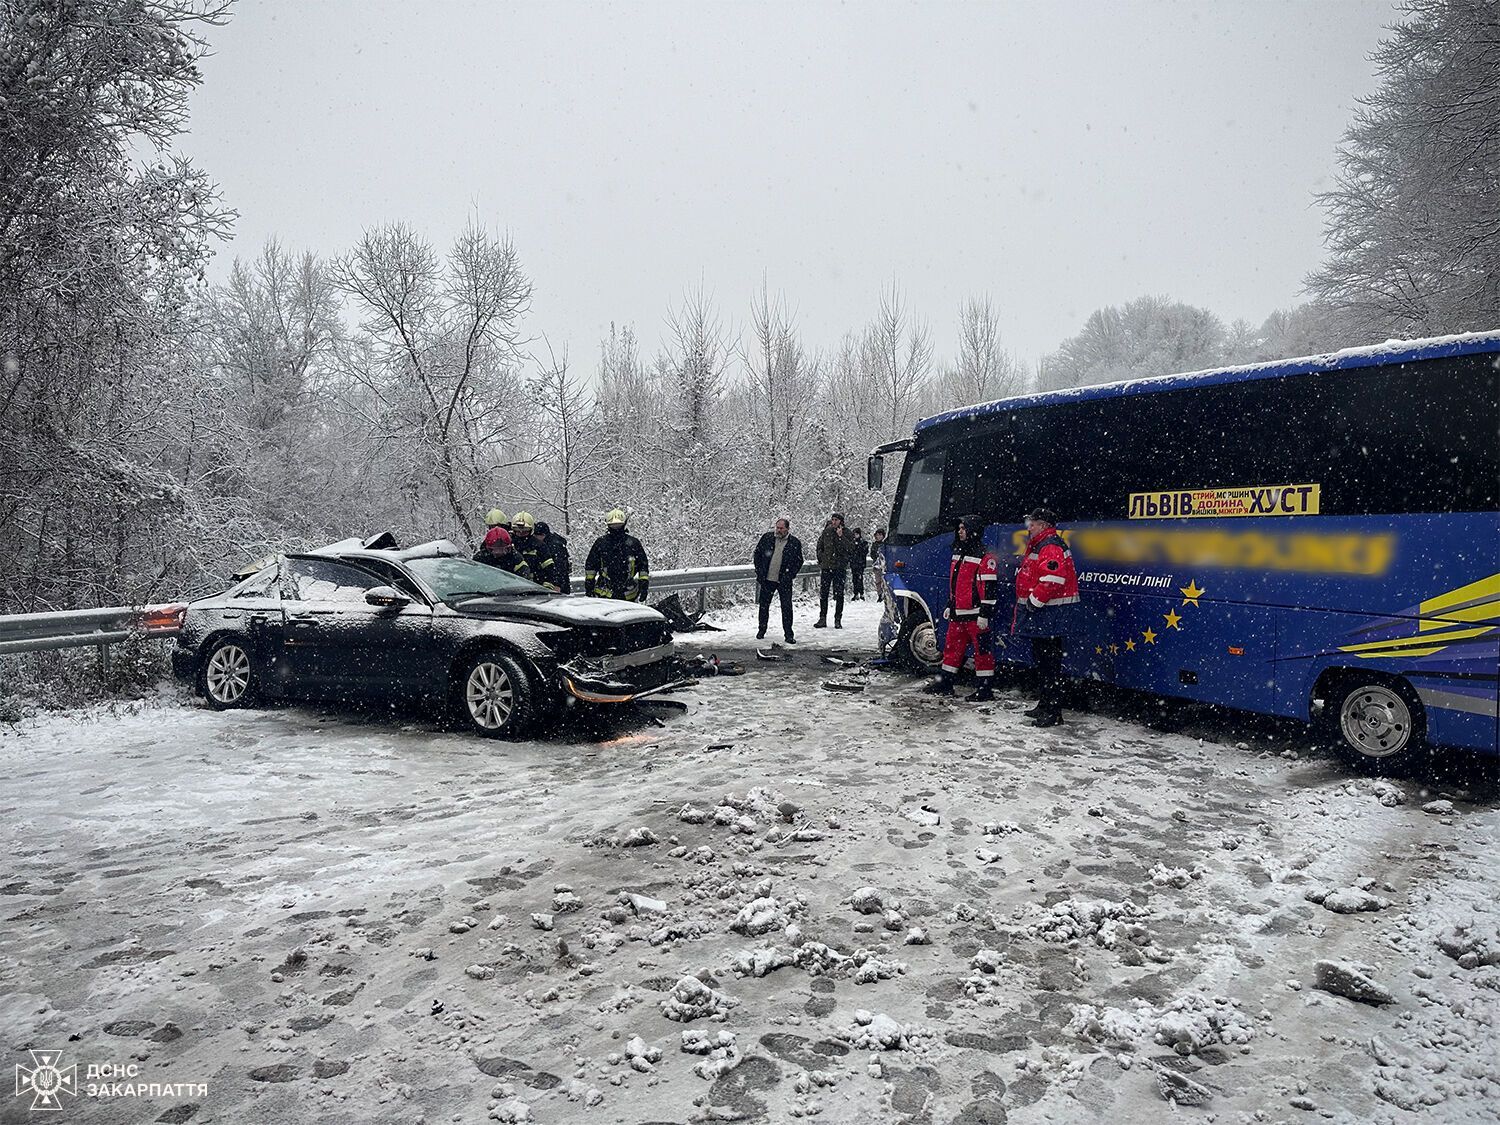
[1013,508,1080,727]
[924,514,999,701]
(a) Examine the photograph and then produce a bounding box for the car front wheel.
[199,637,259,709]
[455,650,534,738]
[1328,675,1427,774]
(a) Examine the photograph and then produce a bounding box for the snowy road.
[2,599,1497,1124]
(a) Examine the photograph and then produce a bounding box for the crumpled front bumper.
[559,653,692,704]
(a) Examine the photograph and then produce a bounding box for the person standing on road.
[813,512,849,629]
[923,514,998,700]
[1013,508,1080,727]
[585,508,652,602]
[870,527,888,598]
[534,521,571,593]
[848,527,868,600]
[753,518,804,643]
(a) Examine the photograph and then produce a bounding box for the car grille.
[571,621,671,657]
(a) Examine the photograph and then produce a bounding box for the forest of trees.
[1,0,1496,644]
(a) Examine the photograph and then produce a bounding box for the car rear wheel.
[456,650,533,738]
[199,637,259,710]
[1327,675,1427,774]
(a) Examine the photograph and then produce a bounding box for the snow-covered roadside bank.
[1,599,1495,1124]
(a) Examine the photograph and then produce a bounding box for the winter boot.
[756,628,766,640]
[785,633,796,644]
[922,673,955,696]
[813,619,827,629]
[1023,702,1046,718]
[834,618,843,629]
[1029,710,1063,728]
[967,684,995,703]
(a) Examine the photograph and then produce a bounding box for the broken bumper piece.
[559,656,692,704]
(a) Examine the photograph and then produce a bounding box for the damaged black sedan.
[171,537,687,737]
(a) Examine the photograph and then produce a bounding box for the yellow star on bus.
[1164,608,1183,630]
[1142,628,1157,644]
[1180,580,1205,607]
[1124,638,1136,651]
[1095,645,1103,655]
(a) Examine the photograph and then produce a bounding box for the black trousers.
[1032,636,1066,715]
[757,580,794,637]
[850,566,865,599]
[818,568,845,622]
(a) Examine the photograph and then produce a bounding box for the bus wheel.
[1328,675,1426,774]
[895,613,942,672]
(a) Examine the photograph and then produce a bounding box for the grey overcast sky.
[185,0,1396,370]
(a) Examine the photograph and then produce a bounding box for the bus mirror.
[867,454,884,491]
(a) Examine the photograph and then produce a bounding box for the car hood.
[450,593,666,629]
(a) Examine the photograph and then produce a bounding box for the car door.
[280,558,435,696]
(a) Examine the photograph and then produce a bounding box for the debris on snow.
[1422,799,1454,816]
[1148,864,1196,889]
[850,951,906,984]
[982,821,1022,837]
[728,946,794,978]
[850,887,884,915]
[904,927,931,946]
[1068,993,1254,1055]
[678,804,708,824]
[450,916,478,933]
[530,913,554,931]
[1312,959,1395,1005]
[465,963,494,980]
[552,890,583,913]
[680,1029,740,1078]
[792,942,848,976]
[900,803,941,827]
[624,1034,662,1073]
[1155,1065,1213,1106]
[843,1009,930,1051]
[660,975,737,1022]
[621,826,659,847]
[1318,887,1390,914]
[1370,781,1406,807]
[730,897,787,936]
[621,892,667,917]
[1435,918,1500,969]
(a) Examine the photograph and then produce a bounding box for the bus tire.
[894,612,942,673]
[1323,673,1427,775]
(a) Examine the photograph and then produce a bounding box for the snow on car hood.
[452,593,666,628]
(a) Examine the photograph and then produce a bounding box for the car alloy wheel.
[466,660,515,732]
[205,642,252,705]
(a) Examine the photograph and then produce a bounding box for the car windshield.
[406,557,544,600]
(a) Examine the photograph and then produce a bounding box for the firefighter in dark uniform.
[534,521,571,593]
[584,509,651,601]
[474,523,532,581]
[510,512,560,592]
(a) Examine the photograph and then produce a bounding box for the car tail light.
[139,603,187,634]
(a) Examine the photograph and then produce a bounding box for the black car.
[171,537,687,737]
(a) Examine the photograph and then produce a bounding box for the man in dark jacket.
[1013,508,1080,727]
[585,509,651,601]
[753,518,804,643]
[534,521,571,593]
[848,527,868,600]
[813,512,849,629]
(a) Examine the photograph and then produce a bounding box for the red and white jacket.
[1016,529,1079,610]
[949,545,999,620]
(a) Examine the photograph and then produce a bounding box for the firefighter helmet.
[486,508,508,528]
[511,511,535,532]
[606,508,627,528]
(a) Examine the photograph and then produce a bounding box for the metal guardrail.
[0,563,824,655]
[0,605,186,656]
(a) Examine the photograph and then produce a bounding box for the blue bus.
[867,332,1500,771]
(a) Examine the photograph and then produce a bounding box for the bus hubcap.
[1339,685,1411,757]
[910,621,941,666]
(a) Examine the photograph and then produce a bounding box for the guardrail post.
[696,586,707,617]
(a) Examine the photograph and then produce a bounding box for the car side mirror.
[365,586,411,609]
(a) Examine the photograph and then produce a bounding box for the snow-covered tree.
[1039,296,1227,390]
[1308,0,1500,340]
